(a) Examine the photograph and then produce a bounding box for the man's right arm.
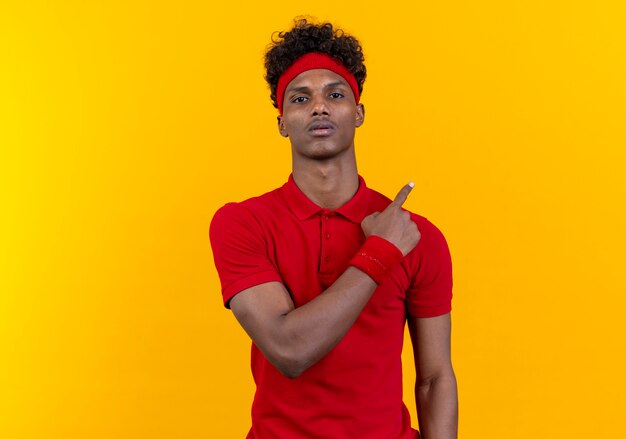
[228,183,419,378]
[230,268,375,378]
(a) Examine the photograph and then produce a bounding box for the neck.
[292,151,359,210]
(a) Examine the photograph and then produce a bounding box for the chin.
[295,141,353,161]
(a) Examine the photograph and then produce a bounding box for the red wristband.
[349,235,404,285]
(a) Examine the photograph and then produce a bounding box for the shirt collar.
[281,173,371,223]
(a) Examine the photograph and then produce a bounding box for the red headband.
[276,52,360,115]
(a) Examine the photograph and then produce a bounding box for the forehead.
[285,69,349,90]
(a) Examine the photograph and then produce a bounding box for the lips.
[308,120,336,137]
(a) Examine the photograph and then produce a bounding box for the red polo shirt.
[210,174,453,439]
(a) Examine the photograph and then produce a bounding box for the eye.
[291,96,308,103]
[329,92,344,99]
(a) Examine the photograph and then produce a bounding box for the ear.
[355,104,365,128]
[277,116,288,137]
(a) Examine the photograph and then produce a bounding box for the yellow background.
[1,1,625,438]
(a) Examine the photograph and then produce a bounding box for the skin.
[230,68,458,438]
[279,68,365,209]
[410,314,459,438]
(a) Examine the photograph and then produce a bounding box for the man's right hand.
[360,182,421,256]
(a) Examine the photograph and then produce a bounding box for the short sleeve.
[406,217,453,318]
[209,202,283,308]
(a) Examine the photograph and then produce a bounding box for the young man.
[210,19,458,439]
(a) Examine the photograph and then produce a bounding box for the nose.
[310,94,329,116]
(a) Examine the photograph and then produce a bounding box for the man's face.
[279,69,364,161]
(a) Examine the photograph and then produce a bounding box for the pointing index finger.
[392,182,415,207]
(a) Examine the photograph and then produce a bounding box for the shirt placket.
[319,209,335,275]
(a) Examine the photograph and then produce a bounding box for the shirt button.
[325,232,331,239]
[325,256,330,262]
[323,215,329,220]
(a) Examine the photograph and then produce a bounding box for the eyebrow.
[287,81,348,94]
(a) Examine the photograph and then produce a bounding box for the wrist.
[349,235,404,285]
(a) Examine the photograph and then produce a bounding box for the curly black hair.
[264,18,367,110]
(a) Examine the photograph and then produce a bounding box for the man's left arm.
[408,312,458,439]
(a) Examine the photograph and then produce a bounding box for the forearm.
[232,185,419,378]
[416,373,458,439]
[274,266,377,377]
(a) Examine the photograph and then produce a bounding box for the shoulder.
[403,213,453,317]
[364,184,452,313]
[364,184,451,265]
[405,213,451,267]
[210,186,285,230]
[365,185,447,242]
[411,214,449,247]
[209,187,286,260]
[364,185,393,211]
[209,188,287,255]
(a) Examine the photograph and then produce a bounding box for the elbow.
[417,370,457,392]
[278,364,305,379]
[257,320,318,378]
[269,346,312,379]
[274,355,310,379]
